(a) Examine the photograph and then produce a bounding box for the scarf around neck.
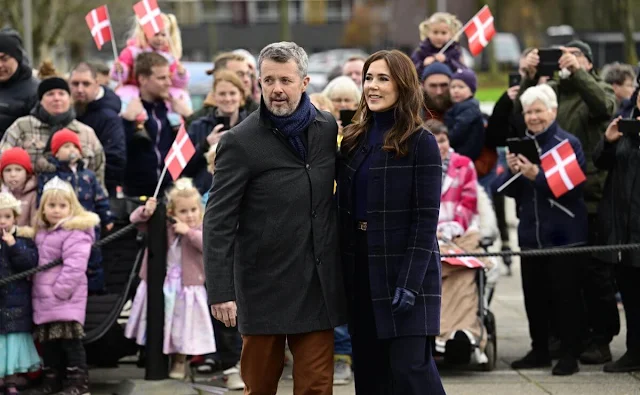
[31,102,76,134]
[267,92,316,161]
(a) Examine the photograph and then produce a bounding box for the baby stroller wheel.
[480,336,497,371]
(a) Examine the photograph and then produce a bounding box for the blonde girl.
[0,192,39,395]
[111,13,188,89]
[125,178,216,380]
[30,177,100,394]
[411,12,466,77]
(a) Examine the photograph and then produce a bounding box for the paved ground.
[90,199,640,394]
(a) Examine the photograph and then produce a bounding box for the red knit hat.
[51,129,82,156]
[0,147,33,175]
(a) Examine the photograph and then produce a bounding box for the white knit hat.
[0,192,22,216]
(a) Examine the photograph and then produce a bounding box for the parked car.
[307,48,369,90]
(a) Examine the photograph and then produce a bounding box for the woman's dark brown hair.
[341,50,425,157]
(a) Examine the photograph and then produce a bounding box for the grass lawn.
[475,87,504,102]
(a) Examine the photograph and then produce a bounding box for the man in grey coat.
[204,41,347,394]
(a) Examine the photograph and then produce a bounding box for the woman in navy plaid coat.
[336,50,445,394]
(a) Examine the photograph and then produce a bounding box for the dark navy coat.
[0,227,38,334]
[76,87,127,195]
[443,98,486,161]
[336,129,443,339]
[494,122,588,249]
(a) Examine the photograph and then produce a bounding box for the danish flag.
[165,124,195,180]
[85,6,112,50]
[133,0,165,40]
[463,5,496,56]
[540,139,586,198]
[441,246,485,269]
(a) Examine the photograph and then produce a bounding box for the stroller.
[434,186,500,371]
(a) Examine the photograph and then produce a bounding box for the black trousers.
[582,214,620,346]
[616,265,640,356]
[520,254,583,358]
[350,230,445,395]
[41,339,87,370]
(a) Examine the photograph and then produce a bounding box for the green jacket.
[516,69,617,214]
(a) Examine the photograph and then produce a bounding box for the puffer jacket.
[0,226,38,334]
[494,122,588,249]
[0,61,38,136]
[32,211,99,325]
[443,98,485,161]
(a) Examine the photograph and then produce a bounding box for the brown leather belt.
[356,221,367,231]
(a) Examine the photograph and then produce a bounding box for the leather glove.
[391,287,416,314]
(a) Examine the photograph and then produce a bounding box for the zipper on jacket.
[533,189,542,248]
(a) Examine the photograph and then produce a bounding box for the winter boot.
[21,369,62,395]
[54,367,89,395]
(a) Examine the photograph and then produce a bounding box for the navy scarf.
[268,92,316,161]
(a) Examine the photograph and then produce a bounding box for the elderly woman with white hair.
[494,84,588,376]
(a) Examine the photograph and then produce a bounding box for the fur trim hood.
[60,211,100,231]
[16,225,35,239]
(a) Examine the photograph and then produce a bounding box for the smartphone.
[538,48,563,77]
[217,116,231,131]
[339,109,357,127]
[508,72,522,88]
[506,137,540,164]
[618,119,640,139]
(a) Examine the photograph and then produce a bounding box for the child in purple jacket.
[29,176,99,395]
[411,12,467,77]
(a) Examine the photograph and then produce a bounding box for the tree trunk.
[619,0,638,65]
[280,0,291,41]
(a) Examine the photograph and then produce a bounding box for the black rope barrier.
[0,223,138,287]
[441,243,640,258]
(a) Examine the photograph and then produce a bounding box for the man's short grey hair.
[258,42,308,78]
[601,62,636,86]
[520,84,558,110]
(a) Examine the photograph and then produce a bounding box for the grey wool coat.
[203,103,348,335]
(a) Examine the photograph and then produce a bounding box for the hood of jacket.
[38,211,100,232]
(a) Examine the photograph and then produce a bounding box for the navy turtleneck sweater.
[354,109,396,221]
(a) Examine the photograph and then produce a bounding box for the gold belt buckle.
[357,221,367,231]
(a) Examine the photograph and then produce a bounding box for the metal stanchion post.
[145,202,169,380]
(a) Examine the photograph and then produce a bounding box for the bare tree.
[619,0,638,65]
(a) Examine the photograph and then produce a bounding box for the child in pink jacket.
[30,176,100,395]
[125,178,215,380]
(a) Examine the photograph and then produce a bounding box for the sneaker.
[196,358,218,374]
[333,360,352,385]
[223,364,245,390]
[603,352,640,373]
[20,369,62,395]
[580,343,612,364]
[552,356,579,376]
[511,350,551,370]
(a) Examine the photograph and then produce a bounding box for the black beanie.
[566,40,593,64]
[0,33,23,63]
[37,77,70,100]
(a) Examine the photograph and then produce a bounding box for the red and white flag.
[133,0,164,40]
[85,5,113,50]
[540,139,586,198]
[165,124,195,180]
[463,5,496,56]
[441,245,485,269]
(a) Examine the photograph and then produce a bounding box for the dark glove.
[391,287,416,314]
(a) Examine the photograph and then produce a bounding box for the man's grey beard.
[424,92,453,115]
[266,95,301,117]
[74,101,89,117]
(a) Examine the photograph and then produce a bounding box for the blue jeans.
[334,325,352,356]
